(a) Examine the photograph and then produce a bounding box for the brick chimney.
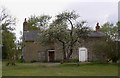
[95,22,100,32]
[23,18,28,31]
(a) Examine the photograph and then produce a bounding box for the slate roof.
[23,30,105,41]
[23,31,40,41]
[88,31,105,38]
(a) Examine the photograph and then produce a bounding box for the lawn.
[0,61,2,77]
[2,62,118,76]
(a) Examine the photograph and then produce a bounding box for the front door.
[79,47,88,62]
[48,51,55,62]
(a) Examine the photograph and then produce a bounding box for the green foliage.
[101,22,113,34]
[38,11,90,61]
[26,11,90,61]
[101,22,118,39]
[76,21,91,40]
[56,10,79,23]
[0,8,16,31]
[93,22,120,63]
[117,22,120,36]
[49,20,69,43]
[93,40,119,63]
[27,15,51,31]
[2,31,16,59]
[0,7,16,66]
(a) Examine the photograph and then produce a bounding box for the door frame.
[47,50,55,62]
[79,47,88,62]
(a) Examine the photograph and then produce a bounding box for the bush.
[30,60,37,63]
[17,56,25,63]
[93,40,119,63]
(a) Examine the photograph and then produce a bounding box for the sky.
[0,0,119,40]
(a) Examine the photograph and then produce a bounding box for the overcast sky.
[0,0,119,40]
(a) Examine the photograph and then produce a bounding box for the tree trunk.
[63,43,66,60]
[65,18,74,61]
[6,53,16,66]
[66,45,73,60]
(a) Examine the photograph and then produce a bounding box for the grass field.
[0,61,2,77]
[2,62,118,76]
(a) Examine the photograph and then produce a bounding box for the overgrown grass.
[2,62,118,76]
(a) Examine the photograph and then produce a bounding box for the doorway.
[79,47,88,62]
[48,50,55,62]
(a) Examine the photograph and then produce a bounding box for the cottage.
[22,19,106,62]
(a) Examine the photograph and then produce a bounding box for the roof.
[23,31,40,41]
[23,30,105,41]
[88,31,105,38]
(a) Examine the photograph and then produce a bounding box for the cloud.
[105,14,118,23]
[1,0,118,40]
